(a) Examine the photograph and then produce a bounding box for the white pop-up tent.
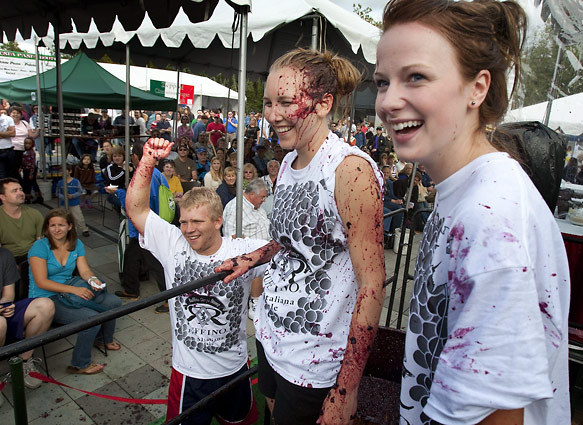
[98,62,239,112]
[504,92,583,135]
[44,0,380,114]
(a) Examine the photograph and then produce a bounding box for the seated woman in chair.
[28,208,122,375]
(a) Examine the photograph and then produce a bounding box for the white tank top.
[256,132,383,387]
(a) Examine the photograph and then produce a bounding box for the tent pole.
[174,69,180,140]
[235,5,249,238]
[311,17,318,50]
[125,44,131,190]
[34,37,47,181]
[543,40,562,127]
[55,28,68,209]
[125,44,131,244]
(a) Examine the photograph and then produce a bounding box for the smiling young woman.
[216,48,386,425]
[375,1,570,424]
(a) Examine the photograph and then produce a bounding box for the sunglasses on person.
[178,146,189,151]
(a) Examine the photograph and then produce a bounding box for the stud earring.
[471,101,476,106]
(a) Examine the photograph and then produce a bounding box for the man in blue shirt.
[156,113,172,142]
[114,141,172,313]
[224,111,238,149]
[192,115,208,144]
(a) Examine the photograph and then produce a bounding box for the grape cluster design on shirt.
[401,212,448,425]
[172,255,244,354]
[266,180,339,335]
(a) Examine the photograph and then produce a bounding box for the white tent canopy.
[504,92,583,135]
[97,62,239,111]
[44,0,380,65]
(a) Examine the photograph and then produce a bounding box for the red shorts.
[166,363,258,425]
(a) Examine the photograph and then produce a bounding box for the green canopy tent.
[0,52,176,109]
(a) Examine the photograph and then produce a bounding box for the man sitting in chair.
[0,247,54,393]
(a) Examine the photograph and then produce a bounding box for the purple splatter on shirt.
[502,232,518,242]
[451,327,476,339]
[539,302,553,319]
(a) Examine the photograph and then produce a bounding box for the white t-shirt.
[256,132,383,388]
[140,212,267,379]
[400,152,570,425]
[12,120,30,151]
[0,115,15,149]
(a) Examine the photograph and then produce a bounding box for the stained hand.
[317,386,357,425]
[144,138,173,160]
[214,254,257,284]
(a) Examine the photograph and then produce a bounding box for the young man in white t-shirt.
[125,138,267,425]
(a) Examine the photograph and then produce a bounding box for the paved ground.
[0,196,418,425]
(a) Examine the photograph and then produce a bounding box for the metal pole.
[125,44,131,242]
[543,41,562,126]
[174,69,180,141]
[34,37,46,180]
[9,357,27,425]
[125,45,131,189]
[55,29,68,209]
[235,6,249,238]
[311,17,318,50]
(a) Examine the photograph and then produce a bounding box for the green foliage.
[0,41,26,53]
[99,53,115,63]
[353,3,382,28]
[208,73,265,113]
[518,24,583,108]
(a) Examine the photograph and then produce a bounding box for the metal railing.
[1,206,433,424]
[0,269,234,425]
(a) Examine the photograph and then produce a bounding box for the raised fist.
[143,138,173,160]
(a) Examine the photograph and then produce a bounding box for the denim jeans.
[51,290,122,369]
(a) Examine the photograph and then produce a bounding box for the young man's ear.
[214,216,223,230]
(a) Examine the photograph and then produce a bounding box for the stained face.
[263,66,324,151]
[179,205,223,255]
[48,216,72,243]
[375,22,475,169]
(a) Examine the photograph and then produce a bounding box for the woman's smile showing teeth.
[391,120,423,132]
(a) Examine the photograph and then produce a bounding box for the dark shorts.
[5,298,34,344]
[166,363,257,425]
[256,340,331,425]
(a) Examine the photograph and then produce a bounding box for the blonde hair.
[270,48,363,117]
[224,166,236,177]
[179,187,223,221]
[209,158,224,182]
[243,163,258,181]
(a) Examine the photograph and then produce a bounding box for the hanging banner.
[150,79,166,96]
[179,84,195,105]
[0,50,56,83]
